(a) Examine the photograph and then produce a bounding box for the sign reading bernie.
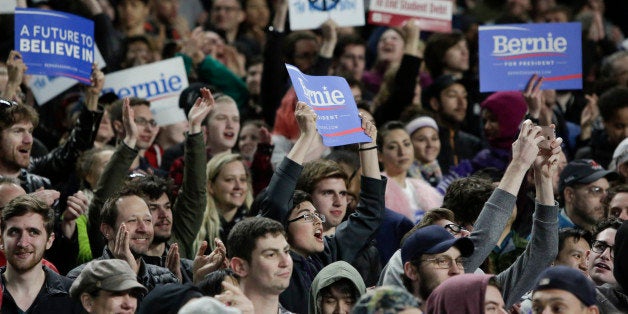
[14,8,95,83]
[479,22,582,92]
[285,64,372,147]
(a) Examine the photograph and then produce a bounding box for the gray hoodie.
[308,261,366,314]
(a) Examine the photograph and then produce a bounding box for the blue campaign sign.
[14,8,95,84]
[285,64,372,147]
[479,23,582,92]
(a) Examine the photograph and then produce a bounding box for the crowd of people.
[0,0,628,313]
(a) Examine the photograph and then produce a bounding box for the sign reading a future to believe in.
[479,22,582,92]
[14,8,95,84]
[285,64,372,147]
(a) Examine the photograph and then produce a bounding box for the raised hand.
[166,243,183,282]
[294,101,318,138]
[192,239,228,284]
[360,113,377,147]
[215,280,255,313]
[61,191,89,238]
[30,188,60,207]
[122,98,139,148]
[85,63,105,111]
[189,87,214,134]
[523,74,544,120]
[112,223,139,273]
[511,120,544,170]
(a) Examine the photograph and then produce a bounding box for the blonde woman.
[194,152,253,253]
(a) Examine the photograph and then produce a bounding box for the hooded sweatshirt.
[426,274,494,314]
[308,261,366,314]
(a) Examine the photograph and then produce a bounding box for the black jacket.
[0,266,83,313]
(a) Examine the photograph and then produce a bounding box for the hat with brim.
[401,225,474,264]
[70,259,147,299]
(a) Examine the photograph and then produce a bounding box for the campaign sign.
[0,0,17,13]
[479,23,582,92]
[368,0,452,32]
[285,64,371,146]
[14,8,95,84]
[289,0,364,31]
[102,57,189,125]
[29,46,106,106]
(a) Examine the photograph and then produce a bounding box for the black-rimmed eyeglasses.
[287,212,326,224]
[591,240,614,258]
[444,223,467,235]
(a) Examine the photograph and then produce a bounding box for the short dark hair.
[558,228,592,253]
[100,188,147,229]
[124,173,175,204]
[227,217,286,263]
[108,97,151,123]
[401,208,456,245]
[196,268,239,297]
[592,217,622,240]
[0,100,39,132]
[1,194,54,236]
[333,34,366,60]
[424,31,465,78]
[443,176,495,227]
[598,86,628,122]
[605,184,628,218]
[283,31,318,63]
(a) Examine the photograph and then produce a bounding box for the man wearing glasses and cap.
[559,159,619,232]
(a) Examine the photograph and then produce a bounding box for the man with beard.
[559,159,618,232]
[0,195,82,313]
[67,189,179,291]
[423,75,482,173]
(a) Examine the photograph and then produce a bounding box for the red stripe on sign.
[312,106,343,111]
[323,127,363,137]
[543,74,582,81]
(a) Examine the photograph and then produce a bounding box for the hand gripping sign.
[285,64,372,146]
[479,22,582,92]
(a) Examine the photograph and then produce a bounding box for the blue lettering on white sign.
[101,73,184,100]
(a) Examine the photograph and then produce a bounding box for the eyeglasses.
[287,212,326,224]
[420,256,464,269]
[0,99,17,108]
[591,240,614,258]
[444,223,467,235]
[577,185,607,197]
[134,118,158,128]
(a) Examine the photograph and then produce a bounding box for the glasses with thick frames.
[287,212,326,224]
[420,256,464,269]
[591,240,614,258]
[444,223,467,235]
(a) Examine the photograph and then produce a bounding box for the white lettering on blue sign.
[492,32,567,57]
[298,78,346,106]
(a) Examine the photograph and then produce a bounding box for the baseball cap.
[401,225,474,264]
[534,266,596,306]
[69,259,147,299]
[559,159,619,193]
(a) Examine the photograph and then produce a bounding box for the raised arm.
[171,88,212,259]
[464,120,544,272]
[1,51,26,102]
[259,102,318,222]
[87,98,139,256]
[496,135,562,306]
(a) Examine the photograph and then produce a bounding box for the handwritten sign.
[102,57,189,125]
[479,22,582,92]
[367,0,452,32]
[289,0,364,31]
[14,8,95,84]
[28,46,106,106]
[285,64,371,146]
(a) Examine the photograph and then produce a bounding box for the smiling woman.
[194,152,253,253]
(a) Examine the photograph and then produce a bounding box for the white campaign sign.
[28,46,106,105]
[101,57,188,125]
[0,0,16,13]
[289,0,365,30]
